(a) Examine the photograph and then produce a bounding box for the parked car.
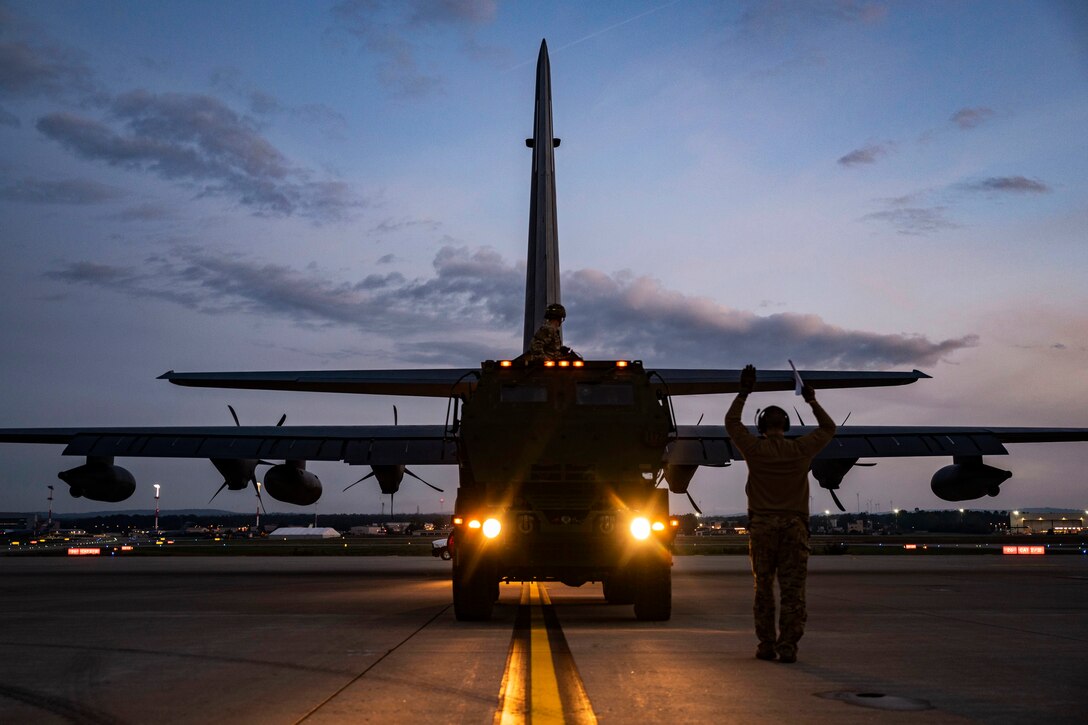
[431,537,451,560]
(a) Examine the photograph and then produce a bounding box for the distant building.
[271,527,341,539]
[349,525,385,536]
[1010,510,1086,534]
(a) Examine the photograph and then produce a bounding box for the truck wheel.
[453,562,495,621]
[633,558,671,621]
[603,570,635,604]
[441,548,452,561]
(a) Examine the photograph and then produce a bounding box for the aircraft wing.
[665,425,1088,465]
[159,369,480,397]
[0,425,457,465]
[649,368,930,396]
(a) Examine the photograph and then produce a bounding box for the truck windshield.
[501,384,548,403]
[575,383,635,406]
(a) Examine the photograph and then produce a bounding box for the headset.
[756,405,791,434]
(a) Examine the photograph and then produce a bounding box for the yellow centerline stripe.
[496,582,598,725]
[529,582,565,723]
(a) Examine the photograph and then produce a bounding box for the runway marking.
[495,582,597,724]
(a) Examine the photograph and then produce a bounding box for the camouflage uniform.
[748,513,810,659]
[528,323,562,361]
[725,391,835,661]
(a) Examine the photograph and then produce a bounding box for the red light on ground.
[903,544,917,550]
[572,360,584,367]
[500,360,512,367]
[67,547,101,556]
[544,361,556,367]
[121,545,134,551]
[558,360,570,367]
[1003,545,1046,555]
[615,360,628,367]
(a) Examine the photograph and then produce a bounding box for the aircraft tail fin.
[522,39,562,353]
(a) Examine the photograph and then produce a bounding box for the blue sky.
[1,0,1086,516]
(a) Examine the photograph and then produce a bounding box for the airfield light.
[572,360,584,368]
[651,521,666,532]
[1013,511,1019,516]
[453,516,463,525]
[468,519,481,529]
[544,360,556,367]
[482,518,502,539]
[670,519,679,527]
[500,360,512,367]
[615,360,628,368]
[558,360,570,367]
[630,517,651,540]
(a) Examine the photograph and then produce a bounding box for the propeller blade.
[405,468,443,492]
[393,405,398,426]
[276,413,286,427]
[841,412,852,426]
[209,481,228,504]
[343,471,376,492]
[228,404,241,427]
[829,489,846,512]
[686,490,703,515]
[856,462,877,467]
[696,413,704,425]
[256,460,274,466]
[793,407,806,426]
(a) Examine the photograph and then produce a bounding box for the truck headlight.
[483,518,502,539]
[630,517,651,540]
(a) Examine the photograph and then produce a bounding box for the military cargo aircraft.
[2,41,1086,621]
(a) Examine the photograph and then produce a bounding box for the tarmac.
[0,554,1085,723]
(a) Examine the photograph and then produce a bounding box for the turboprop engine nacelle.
[58,456,136,502]
[930,457,1012,502]
[663,464,698,495]
[263,460,322,506]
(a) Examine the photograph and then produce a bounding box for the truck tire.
[453,561,495,621]
[633,557,671,621]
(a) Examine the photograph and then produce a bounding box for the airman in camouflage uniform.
[725,364,836,663]
[528,303,579,362]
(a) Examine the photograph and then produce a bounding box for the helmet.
[757,405,790,434]
[544,303,566,321]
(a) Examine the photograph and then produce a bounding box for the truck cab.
[451,359,679,620]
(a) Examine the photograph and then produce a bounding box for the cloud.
[0,177,125,204]
[838,143,890,167]
[35,91,361,221]
[368,217,441,235]
[861,206,956,235]
[0,39,96,101]
[111,203,177,222]
[960,176,1050,194]
[332,0,498,97]
[950,106,995,129]
[408,0,497,26]
[209,67,347,136]
[46,245,976,369]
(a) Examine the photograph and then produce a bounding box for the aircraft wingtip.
[914,369,932,379]
[157,370,174,380]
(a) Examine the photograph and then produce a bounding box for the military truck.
[449,359,679,621]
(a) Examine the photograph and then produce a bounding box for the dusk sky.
[1,0,1086,517]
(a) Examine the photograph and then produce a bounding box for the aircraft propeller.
[805,411,875,512]
[208,404,285,513]
[343,406,444,517]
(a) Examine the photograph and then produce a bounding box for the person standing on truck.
[725,363,836,663]
[528,303,580,362]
